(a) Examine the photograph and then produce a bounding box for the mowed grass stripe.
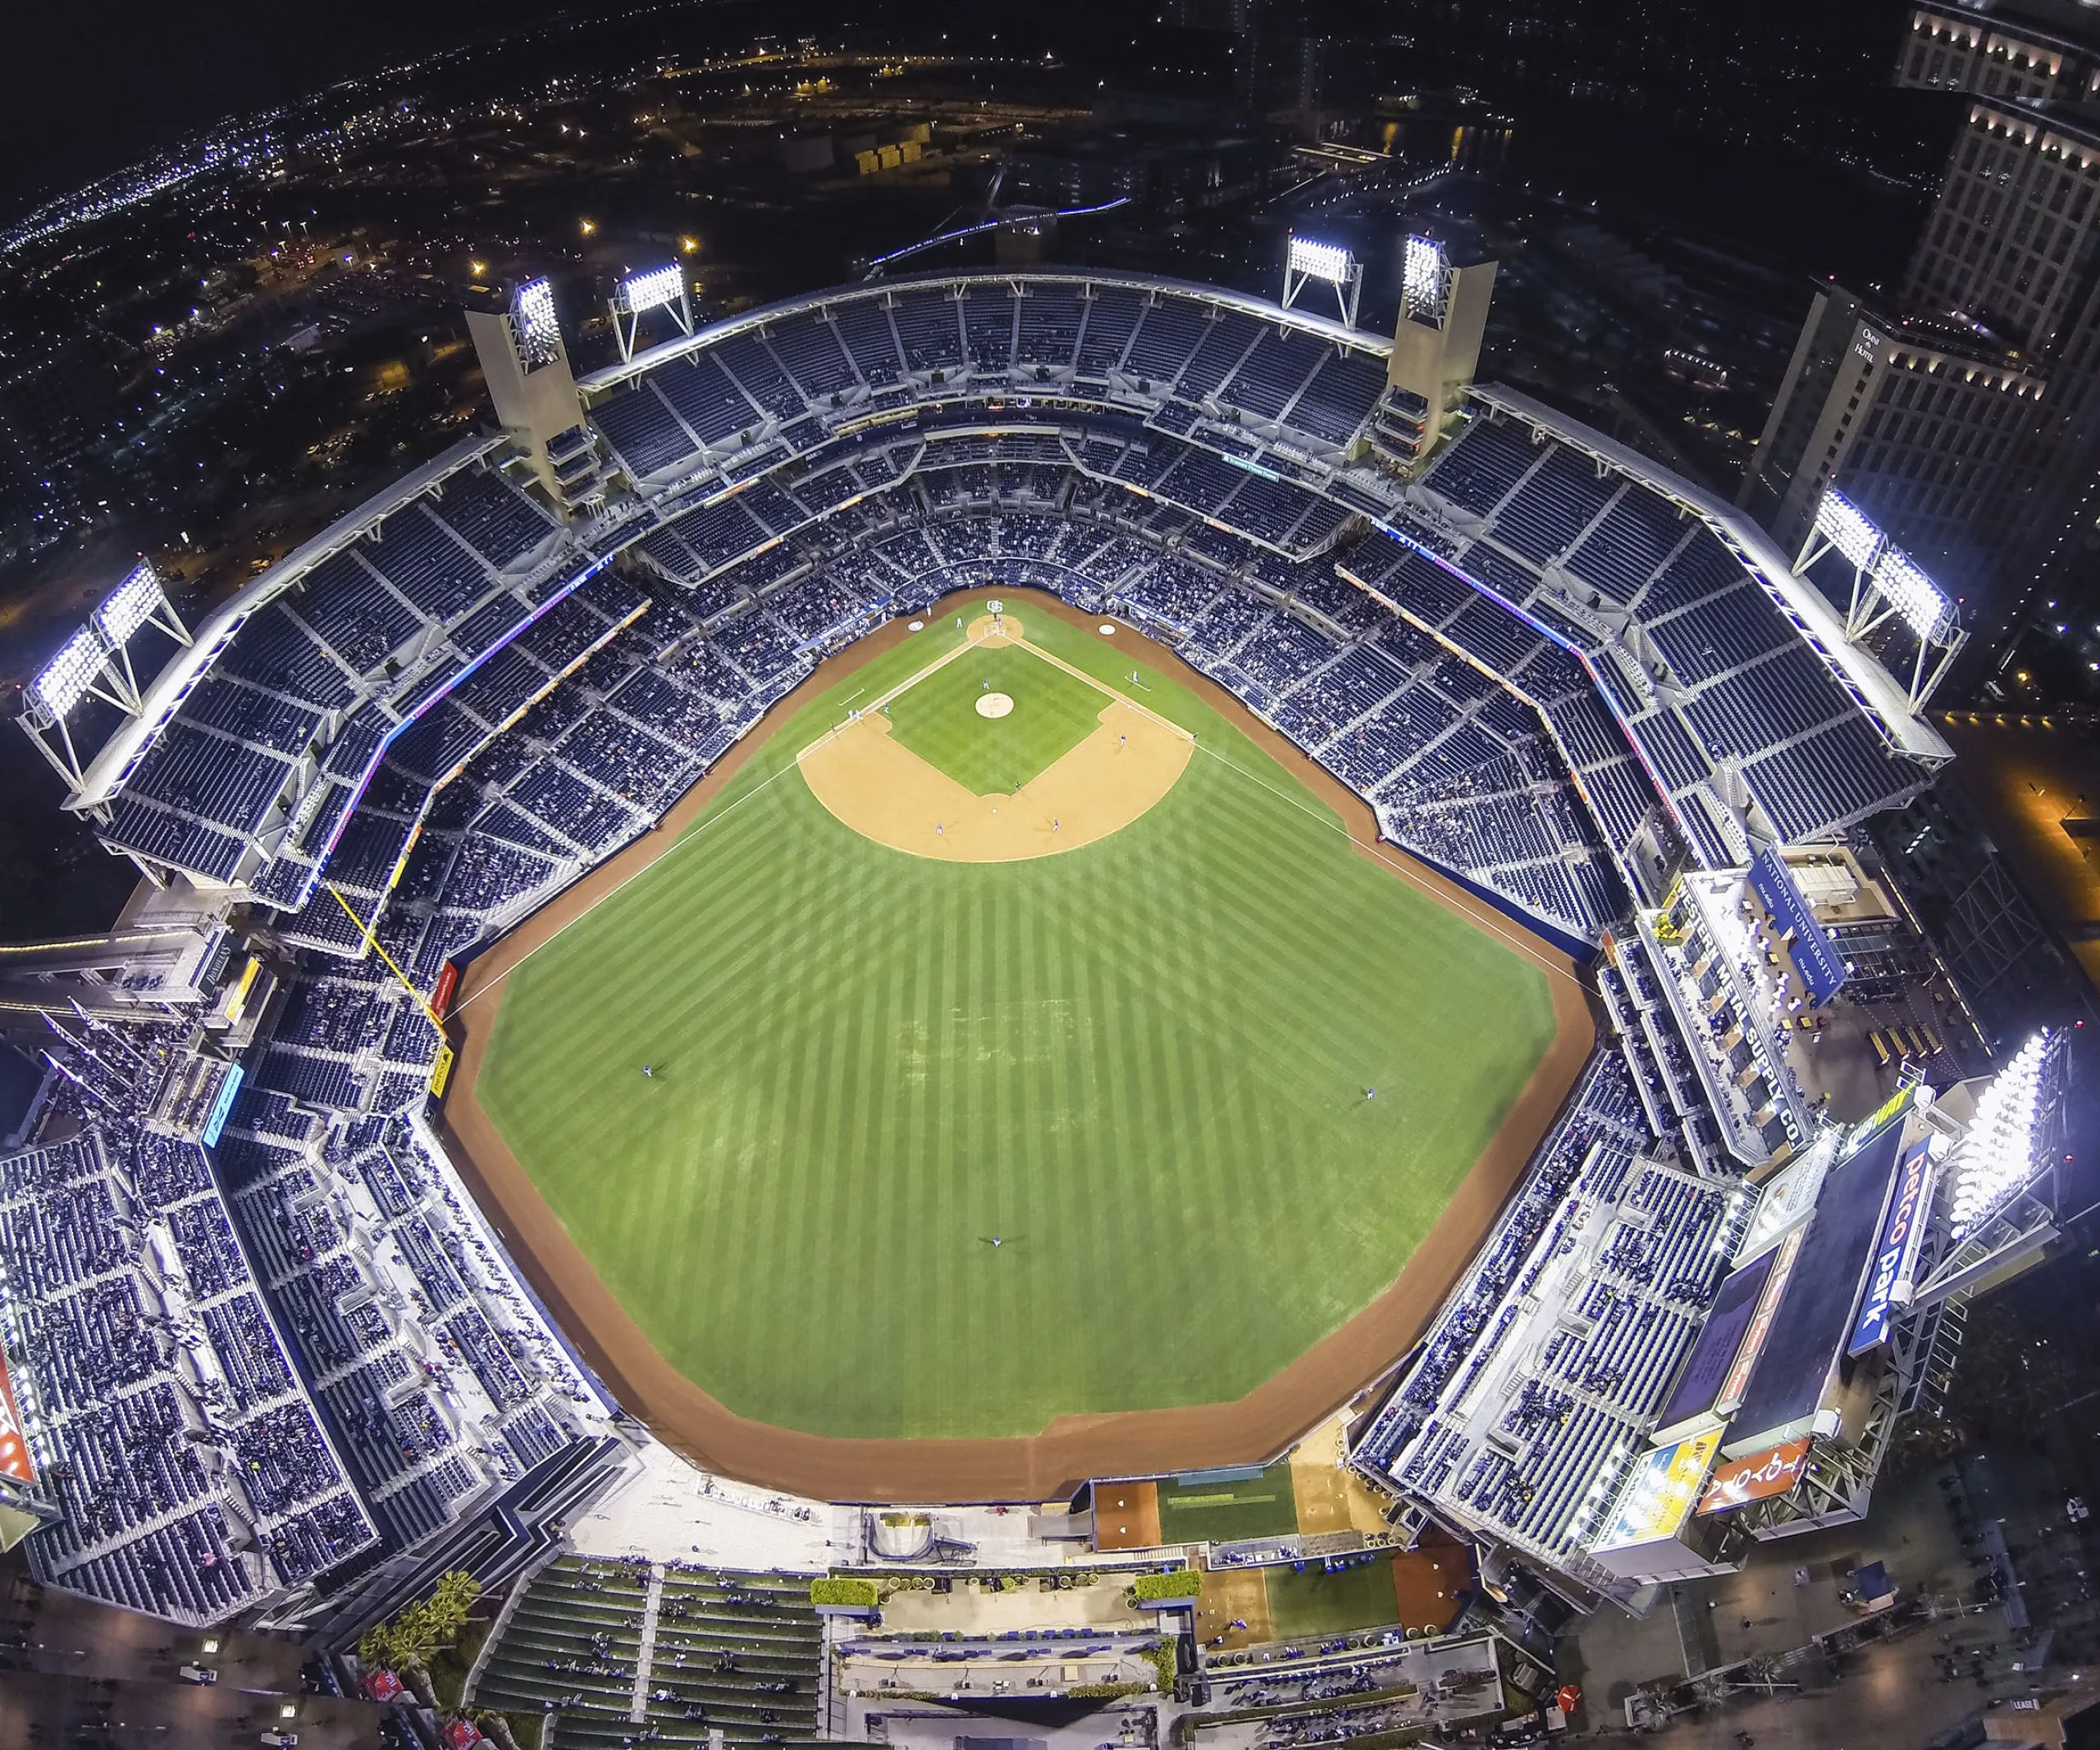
[478,615,1558,1439]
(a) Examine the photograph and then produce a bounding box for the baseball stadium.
[0,246,2075,1745]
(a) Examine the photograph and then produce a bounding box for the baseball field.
[452,590,1583,1469]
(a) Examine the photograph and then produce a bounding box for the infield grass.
[475,598,1560,1441]
[885,640,1109,794]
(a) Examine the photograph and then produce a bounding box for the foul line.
[450,614,1584,1015]
[445,757,805,1020]
[1184,736,1591,989]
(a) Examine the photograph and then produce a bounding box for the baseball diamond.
[449,589,1586,1465]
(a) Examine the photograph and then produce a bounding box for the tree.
[426,1570,482,1644]
[358,1570,483,1707]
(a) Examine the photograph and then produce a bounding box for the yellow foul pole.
[323,884,454,1094]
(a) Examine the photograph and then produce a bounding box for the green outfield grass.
[885,640,1109,794]
[474,597,1560,1441]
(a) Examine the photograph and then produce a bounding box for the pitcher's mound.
[797,628,1195,863]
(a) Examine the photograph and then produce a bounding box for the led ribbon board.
[0,1355,33,1487]
[200,1062,244,1149]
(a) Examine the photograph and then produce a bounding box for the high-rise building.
[1742,1,2100,664]
[1739,286,2046,594]
[1894,0,2100,101]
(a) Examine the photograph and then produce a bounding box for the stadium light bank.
[1282,234,1363,327]
[1795,487,1965,710]
[609,262,694,362]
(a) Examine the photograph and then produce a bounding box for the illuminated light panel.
[1287,235,1352,286]
[94,562,163,647]
[34,626,107,719]
[513,277,561,366]
[1404,234,1447,314]
[619,263,685,313]
[1948,1030,2050,1236]
[1872,545,1956,642]
[1814,488,1885,572]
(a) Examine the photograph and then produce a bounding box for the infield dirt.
[436,586,1596,1501]
[796,612,1194,861]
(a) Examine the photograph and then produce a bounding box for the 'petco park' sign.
[1848,1137,1935,1359]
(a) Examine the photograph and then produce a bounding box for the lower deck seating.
[472,1558,823,1748]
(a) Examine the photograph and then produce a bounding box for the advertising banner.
[1698,1438,1812,1515]
[0,1353,37,1487]
[1592,1430,1721,1552]
[1718,1226,1804,1416]
[1750,849,1847,1006]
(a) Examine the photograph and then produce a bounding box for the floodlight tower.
[464,278,590,502]
[16,560,192,790]
[1282,235,1363,328]
[608,263,694,363]
[92,562,190,705]
[1794,487,1968,710]
[1401,233,1454,329]
[19,628,133,789]
[1382,234,1499,463]
[1901,1030,2070,1317]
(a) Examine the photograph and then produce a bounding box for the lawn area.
[1157,1464,1301,1546]
[1263,1558,1404,1641]
[884,638,1110,794]
[473,597,1560,1441]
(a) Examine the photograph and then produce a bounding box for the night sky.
[0,0,591,217]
